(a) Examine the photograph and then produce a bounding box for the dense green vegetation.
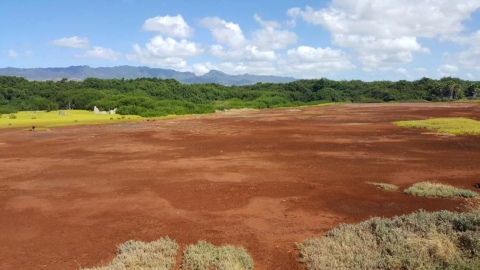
[1,76,478,117]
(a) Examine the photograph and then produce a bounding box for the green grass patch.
[369,182,399,191]
[394,117,480,135]
[82,237,179,270]
[297,210,480,270]
[182,240,254,270]
[0,110,142,129]
[404,182,478,198]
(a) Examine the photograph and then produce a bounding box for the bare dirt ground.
[1,103,480,270]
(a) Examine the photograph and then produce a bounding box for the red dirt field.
[1,103,480,270]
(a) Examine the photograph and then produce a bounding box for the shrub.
[182,241,254,270]
[82,236,179,270]
[404,182,478,198]
[9,113,17,119]
[297,210,480,270]
[369,182,399,191]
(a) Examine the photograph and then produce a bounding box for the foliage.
[297,210,480,270]
[182,240,254,270]
[82,237,179,270]
[369,182,399,191]
[0,110,142,129]
[0,76,478,119]
[404,182,478,198]
[394,118,480,135]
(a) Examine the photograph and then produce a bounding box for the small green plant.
[31,117,37,119]
[81,237,179,270]
[182,241,254,270]
[74,120,78,122]
[9,114,17,119]
[122,116,125,119]
[110,117,114,120]
[404,182,478,198]
[369,182,399,191]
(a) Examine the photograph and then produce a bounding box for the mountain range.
[0,66,297,86]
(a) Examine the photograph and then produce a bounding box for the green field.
[394,117,480,135]
[0,110,143,129]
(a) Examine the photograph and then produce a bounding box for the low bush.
[297,210,480,270]
[82,237,179,270]
[182,241,254,270]
[9,113,17,119]
[369,182,399,191]
[404,182,478,198]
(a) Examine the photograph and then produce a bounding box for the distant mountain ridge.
[0,66,296,86]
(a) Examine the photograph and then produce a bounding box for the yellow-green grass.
[369,182,399,191]
[404,182,478,198]
[0,110,143,129]
[394,117,480,135]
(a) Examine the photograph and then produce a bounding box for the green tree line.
[0,76,478,116]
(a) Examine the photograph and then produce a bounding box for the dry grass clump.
[182,241,254,270]
[82,237,179,270]
[369,182,399,191]
[297,210,480,270]
[404,182,478,198]
[394,117,480,135]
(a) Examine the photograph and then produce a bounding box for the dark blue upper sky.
[1,0,479,80]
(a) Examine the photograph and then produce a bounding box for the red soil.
[1,103,479,270]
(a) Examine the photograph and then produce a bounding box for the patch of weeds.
[369,182,399,191]
[297,210,480,270]
[404,182,478,198]
[9,114,17,119]
[182,241,254,270]
[81,236,179,270]
[31,117,37,120]
[394,117,480,135]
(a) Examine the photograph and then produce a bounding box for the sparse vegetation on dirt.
[404,182,478,198]
[182,241,254,270]
[82,237,179,270]
[297,209,480,270]
[0,110,142,129]
[394,117,480,135]
[369,182,399,191]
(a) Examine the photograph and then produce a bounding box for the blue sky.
[1,0,480,80]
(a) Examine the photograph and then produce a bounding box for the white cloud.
[445,31,480,71]
[75,46,120,60]
[8,50,18,58]
[437,64,459,77]
[289,1,480,69]
[200,17,246,48]
[395,67,409,77]
[50,36,90,49]
[253,14,281,28]
[282,46,355,76]
[252,27,297,50]
[142,15,194,38]
[210,45,276,62]
[466,73,475,80]
[127,36,202,69]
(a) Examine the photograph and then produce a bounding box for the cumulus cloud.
[445,31,480,71]
[127,35,203,69]
[75,46,120,60]
[282,46,355,76]
[142,15,194,38]
[437,64,459,77]
[50,36,90,49]
[200,17,247,48]
[252,27,297,50]
[289,1,480,69]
